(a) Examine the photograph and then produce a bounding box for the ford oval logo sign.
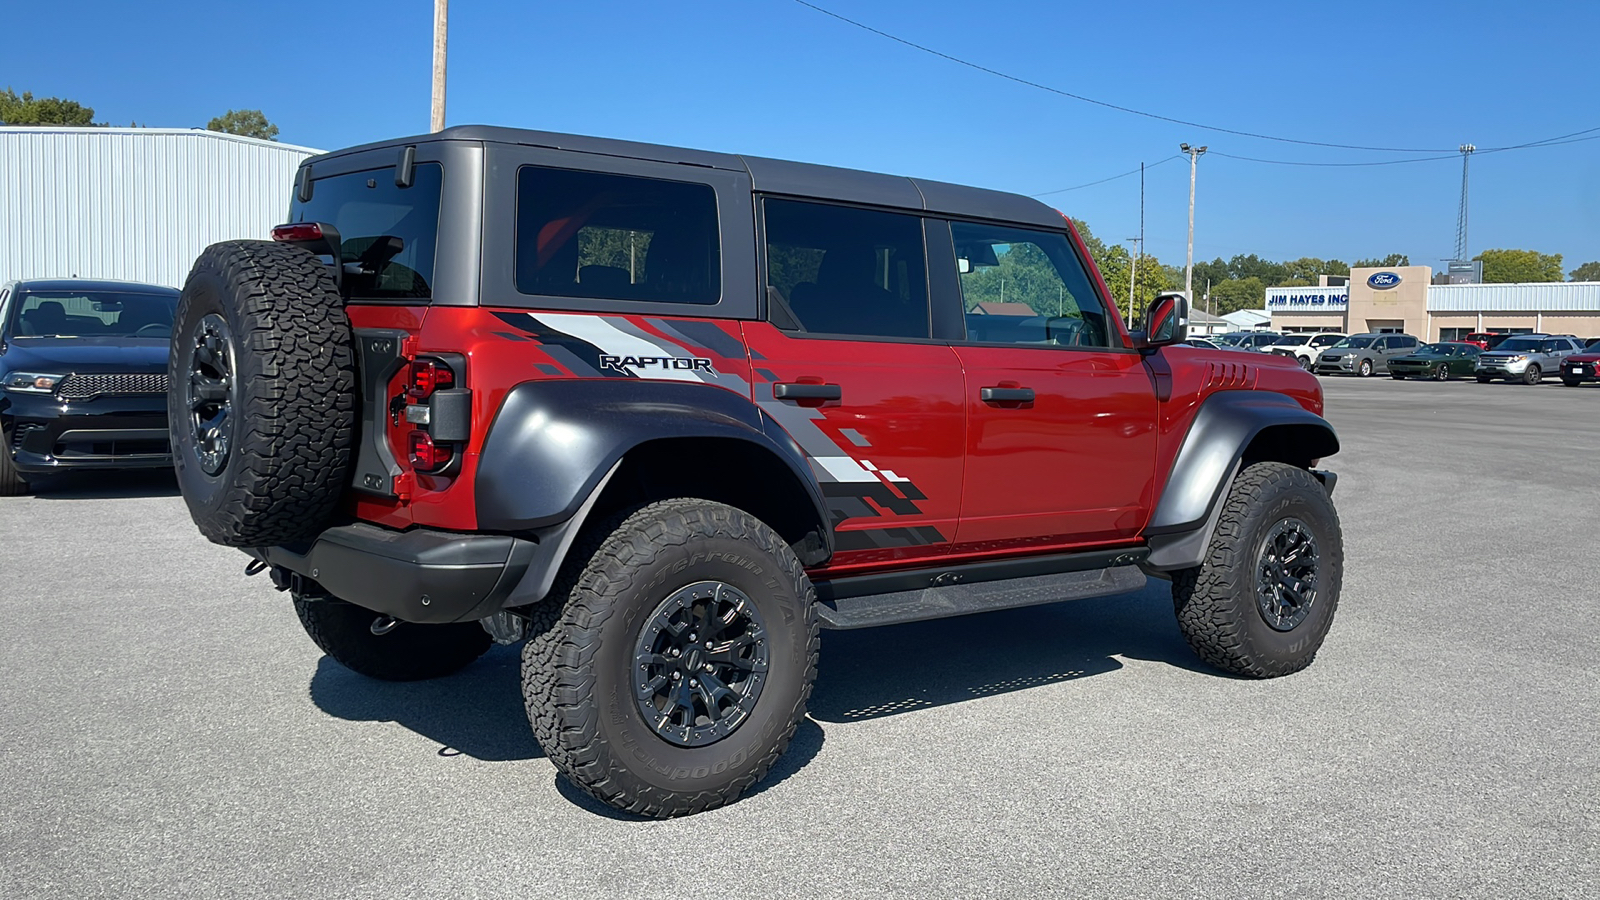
[1368,271,1402,289]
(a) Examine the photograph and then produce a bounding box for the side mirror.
[1137,292,1189,349]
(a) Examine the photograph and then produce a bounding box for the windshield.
[288,162,443,300]
[1495,338,1543,352]
[1418,343,1454,355]
[9,290,178,338]
[1214,333,1247,345]
[1333,336,1375,349]
[1271,335,1303,346]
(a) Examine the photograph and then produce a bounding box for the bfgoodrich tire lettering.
[1171,462,1343,678]
[521,499,819,817]
[169,241,357,547]
[293,593,493,681]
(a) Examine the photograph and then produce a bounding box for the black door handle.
[774,382,842,401]
[980,386,1035,403]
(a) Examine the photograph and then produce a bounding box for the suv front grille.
[55,373,169,401]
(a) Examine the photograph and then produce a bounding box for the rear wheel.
[1171,463,1343,678]
[1523,364,1542,385]
[1434,363,1451,381]
[521,499,818,817]
[293,593,492,681]
[1298,356,1313,371]
[0,448,28,496]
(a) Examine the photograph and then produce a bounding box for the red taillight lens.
[408,430,453,471]
[271,222,324,242]
[408,359,455,400]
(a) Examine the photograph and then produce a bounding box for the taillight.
[271,222,324,242]
[409,430,454,471]
[408,358,455,399]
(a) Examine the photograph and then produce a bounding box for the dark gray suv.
[1314,333,1419,377]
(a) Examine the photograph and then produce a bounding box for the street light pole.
[1180,142,1207,299]
[430,0,449,133]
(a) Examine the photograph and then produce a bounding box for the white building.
[1222,309,1272,331]
[0,127,320,288]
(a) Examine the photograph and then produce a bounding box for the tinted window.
[764,199,928,339]
[1394,336,1417,348]
[1334,337,1375,349]
[291,163,443,300]
[1497,337,1542,352]
[517,167,721,305]
[950,221,1113,348]
[11,290,178,338]
[1312,334,1343,347]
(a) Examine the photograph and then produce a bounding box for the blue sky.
[7,0,1598,273]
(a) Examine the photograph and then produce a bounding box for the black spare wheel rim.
[1255,517,1318,631]
[633,580,770,748]
[185,313,236,476]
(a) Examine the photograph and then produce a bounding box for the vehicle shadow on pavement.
[23,469,179,500]
[308,643,542,762]
[808,580,1209,723]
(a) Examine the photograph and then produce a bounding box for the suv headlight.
[2,371,66,393]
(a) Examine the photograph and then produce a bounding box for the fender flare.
[1144,390,1339,571]
[474,378,830,547]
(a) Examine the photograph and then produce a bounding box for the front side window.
[290,163,443,300]
[763,198,929,339]
[11,290,178,338]
[951,222,1113,348]
[516,167,720,305]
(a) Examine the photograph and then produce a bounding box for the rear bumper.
[255,523,540,624]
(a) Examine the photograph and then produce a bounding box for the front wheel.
[1563,377,1582,387]
[0,448,28,496]
[1523,365,1542,385]
[1476,375,1492,384]
[521,499,819,817]
[1358,359,1374,377]
[293,593,492,681]
[1171,463,1343,678]
[1434,364,1451,381]
[1298,356,1314,371]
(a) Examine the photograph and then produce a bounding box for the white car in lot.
[1265,332,1347,370]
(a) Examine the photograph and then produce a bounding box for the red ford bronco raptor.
[170,127,1343,817]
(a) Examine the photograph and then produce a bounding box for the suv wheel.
[521,499,818,817]
[1297,355,1313,371]
[1476,374,1491,384]
[1171,462,1343,678]
[0,449,28,496]
[1523,364,1542,385]
[292,593,493,681]
[1562,377,1582,387]
[1357,358,1373,377]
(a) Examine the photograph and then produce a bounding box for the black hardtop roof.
[10,278,178,294]
[311,125,1068,230]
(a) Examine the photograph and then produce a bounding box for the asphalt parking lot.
[2,376,1596,900]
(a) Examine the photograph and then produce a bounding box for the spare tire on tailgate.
[169,240,358,547]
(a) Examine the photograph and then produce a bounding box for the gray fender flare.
[1143,390,1339,571]
[476,379,831,602]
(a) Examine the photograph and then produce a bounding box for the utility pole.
[1125,237,1143,324]
[1180,143,1207,299]
[430,0,449,133]
[1454,144,1475,263]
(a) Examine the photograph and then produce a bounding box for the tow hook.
[370,616,401,636]
[244,558,268,577]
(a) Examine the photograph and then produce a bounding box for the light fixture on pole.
[1180,142,1208,300]
[431,0,449,133]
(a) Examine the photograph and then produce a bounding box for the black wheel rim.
[1255,518,1318,632]
[1436,364,1449,381]
[633,580,770,748]
[185,313,236,476]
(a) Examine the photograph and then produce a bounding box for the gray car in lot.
[1314,333,1420,377]
[1474,334,1585,384]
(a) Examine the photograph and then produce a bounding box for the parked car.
[1462,332,1514,350]
[1386,342,1482,380]
[165,125,1345,818]
[1583,337,1600,349]
[0,279,179,494]
[1181,337,1220,349]
[1266,332,1346,370]
[1474,334,1585,384]
[1559,344,1600,386]
[1314,333,1420,377]
[1225,331,1285,352]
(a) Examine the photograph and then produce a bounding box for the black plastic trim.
[813,546,1147,602]
[351,329,409,497]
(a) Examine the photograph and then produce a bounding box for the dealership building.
[1265,266,1600,341]
[0,127,319,288]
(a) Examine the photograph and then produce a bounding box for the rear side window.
[951,221,1113,348]
[763,198,929,339]
[290,163,443,300]
[516,167,721,305]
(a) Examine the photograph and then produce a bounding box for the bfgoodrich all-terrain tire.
[521,499,819,818]
[293,594,492,681]
[169,241,357,547]
[1171,462,1343,678]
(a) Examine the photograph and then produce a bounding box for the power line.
[1032,155,1180,196]
[791,0,1497,153]
[1210,130,1600,167]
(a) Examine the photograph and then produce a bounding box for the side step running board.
[815,565,1146,630]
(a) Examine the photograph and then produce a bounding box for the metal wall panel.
[1427,282,1600,312]
[0,128,319,288]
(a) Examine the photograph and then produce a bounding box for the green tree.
[0,88,97,126]
[1568,261,1600,282]
[207,109,279,141]
[1352,253,1409,268]
[1210,277,1266,316]
[1479,248,1563,283]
